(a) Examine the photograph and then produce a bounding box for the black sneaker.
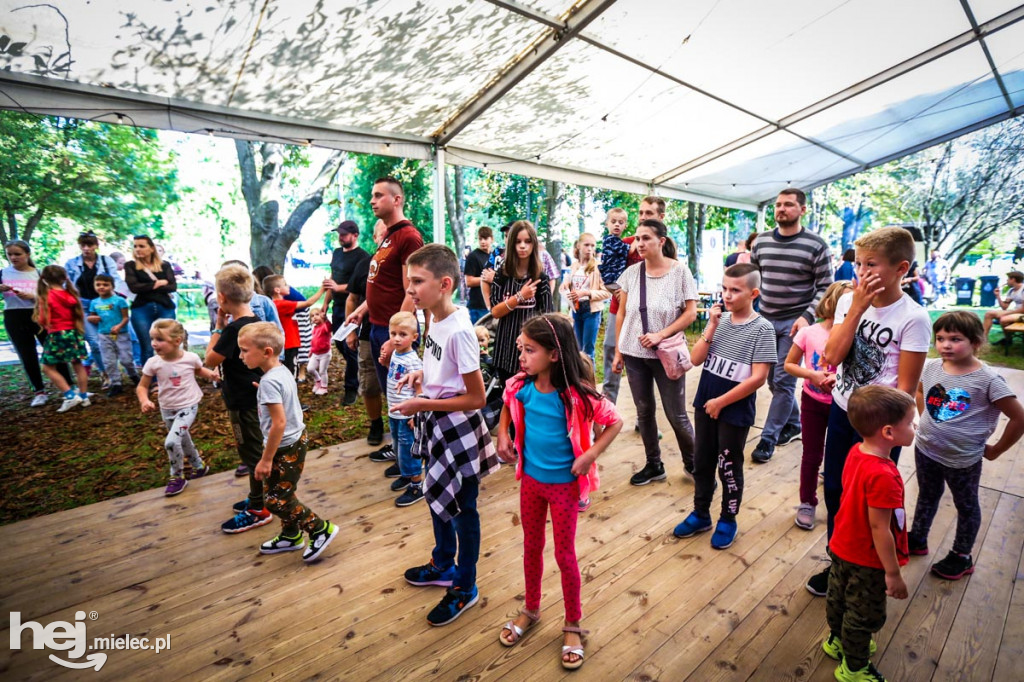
[384,463,402,478]
[908,534,929,556]
[367,418,384,446]
[751,439,775,464]
[630,461,666,486]
[342,387,358,406]
[777,424,802,445]
[390,475,412,491]
[107,384,124,398]
[806,564,831,596]
[370,444,396,463]
[427,586,479,626]
[931,551,974,580]
[405,559,456,587]
[395,484,424,507]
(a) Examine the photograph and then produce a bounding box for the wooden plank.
[992,527,1024,682]
[932,493,1024,681]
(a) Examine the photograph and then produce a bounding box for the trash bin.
[979,275,1000,307]
[955,277,976,306]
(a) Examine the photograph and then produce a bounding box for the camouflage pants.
[826,551,887,670]
[265,434,322,537]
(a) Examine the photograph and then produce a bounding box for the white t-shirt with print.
[616,261,698,359]
[422,306,481,400]
[831,292,932,411]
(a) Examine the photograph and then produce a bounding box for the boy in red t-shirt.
[262,275,325,375]
[824,385,916,682]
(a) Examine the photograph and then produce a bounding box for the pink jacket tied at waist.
[503,372,621,501]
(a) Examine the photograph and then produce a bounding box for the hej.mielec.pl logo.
[10,610,171,671]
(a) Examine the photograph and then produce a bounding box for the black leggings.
[3,308,70,391]
[909,448,983,556]
[693,410,749,519]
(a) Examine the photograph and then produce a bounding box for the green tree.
[0,111,179,247]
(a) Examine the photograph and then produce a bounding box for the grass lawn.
[2,307,1021,526]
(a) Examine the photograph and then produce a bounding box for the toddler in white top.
[137,319,218,497]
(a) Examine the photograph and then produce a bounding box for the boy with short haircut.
[87,273,139,396]
[205,264,274,534]
[807,226,932,597]
[236,322,340,562]
[599,208,633,404]
[384,311,426,507]
[824,385,915,682]
[263,274,326,375]
[463,226,495,324]
[674,263,776,549]
[392,243,500,627]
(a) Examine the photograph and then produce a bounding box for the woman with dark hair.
[125,235,177,364]
[834,248,856,282]
[65,231,121,383]
[1,240,72,405]
[612,219,699,486]
[489,220,553,387]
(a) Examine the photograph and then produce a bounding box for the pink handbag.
[639,263,693,380]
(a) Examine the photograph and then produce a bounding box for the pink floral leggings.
[521,474,582,621]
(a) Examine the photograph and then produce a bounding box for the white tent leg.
[756,203,767,232]
[433,147,446,245]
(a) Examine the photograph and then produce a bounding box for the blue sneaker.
[673,511,713,538]
[427,586,479,626]
[220,507,273,534]
[711,518,738,549]
[404,559,456,587]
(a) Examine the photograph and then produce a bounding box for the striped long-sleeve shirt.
[750,228,833,323]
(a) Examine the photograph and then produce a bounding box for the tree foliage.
[344,153,433,253]
[0,111,180,249]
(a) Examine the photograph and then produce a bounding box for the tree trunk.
[236,140,344,272]
[443,165,467,255]
[686,201,705,275]
[544,180,563,310]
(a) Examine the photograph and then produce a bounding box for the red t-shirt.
[830,444,909,570]
[609,236,643,316]
[46,288,80,332]
[366,221,424,327]
[273,299,300,349]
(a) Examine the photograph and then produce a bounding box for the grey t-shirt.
[257,365,305,448]
[916,358,1014,468]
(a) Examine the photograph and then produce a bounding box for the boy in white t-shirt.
[389,244,500,628]
[806,227,932,597]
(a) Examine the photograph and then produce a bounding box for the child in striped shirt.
[673,263,777,550]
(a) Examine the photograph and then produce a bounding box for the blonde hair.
[573,232,598,275]
[133,235,164,273]
[816,280,854,320]
[474,326,490,345]
[215,264,255,304]
[606,207,627,221]
[389,311,418,333]
[262,274,287,296]
[238,321,284,355]
[151,318,188,349]
[854,227,915,267]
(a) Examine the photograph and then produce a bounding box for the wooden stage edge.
[2,367,1024,682]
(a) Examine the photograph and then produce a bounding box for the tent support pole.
[433,147,446,245]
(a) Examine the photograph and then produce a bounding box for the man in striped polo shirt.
[749,188,833,463]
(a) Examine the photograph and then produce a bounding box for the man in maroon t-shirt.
[347,177,424,448]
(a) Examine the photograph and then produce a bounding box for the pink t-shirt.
[792,323,834,404]
[143,351,205,411]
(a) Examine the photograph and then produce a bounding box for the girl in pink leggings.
[495,314,622,670]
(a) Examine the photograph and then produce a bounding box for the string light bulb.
[116,113,124,125]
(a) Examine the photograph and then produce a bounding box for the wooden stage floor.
[2,368,1023,681]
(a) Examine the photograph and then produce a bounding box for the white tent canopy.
[2,0,1023,216]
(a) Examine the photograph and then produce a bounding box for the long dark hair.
[521,314,602,421]
[4,240,35,268]
[638,219,677,259]
[501,220,543,281]
[252,265,276,296]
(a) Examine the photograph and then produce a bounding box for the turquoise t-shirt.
[89,295,129,334]
[517,381,576,484]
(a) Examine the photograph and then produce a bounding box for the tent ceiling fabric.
[1,0,1023,210]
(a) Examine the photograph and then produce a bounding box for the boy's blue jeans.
[389,416,419,478]
[430,476,480,591]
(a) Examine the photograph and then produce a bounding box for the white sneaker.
[57,395,83,413]
[30,393,48,407]
[100,372,111,390]
[81,396,92,408]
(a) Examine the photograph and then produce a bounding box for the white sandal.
[498,609,540,647]
[561,625,589,670]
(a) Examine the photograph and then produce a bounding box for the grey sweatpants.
[98,332,138,385]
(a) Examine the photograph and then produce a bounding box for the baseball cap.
[334,220,359,235]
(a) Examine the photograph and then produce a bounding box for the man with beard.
[749,188,834,464]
